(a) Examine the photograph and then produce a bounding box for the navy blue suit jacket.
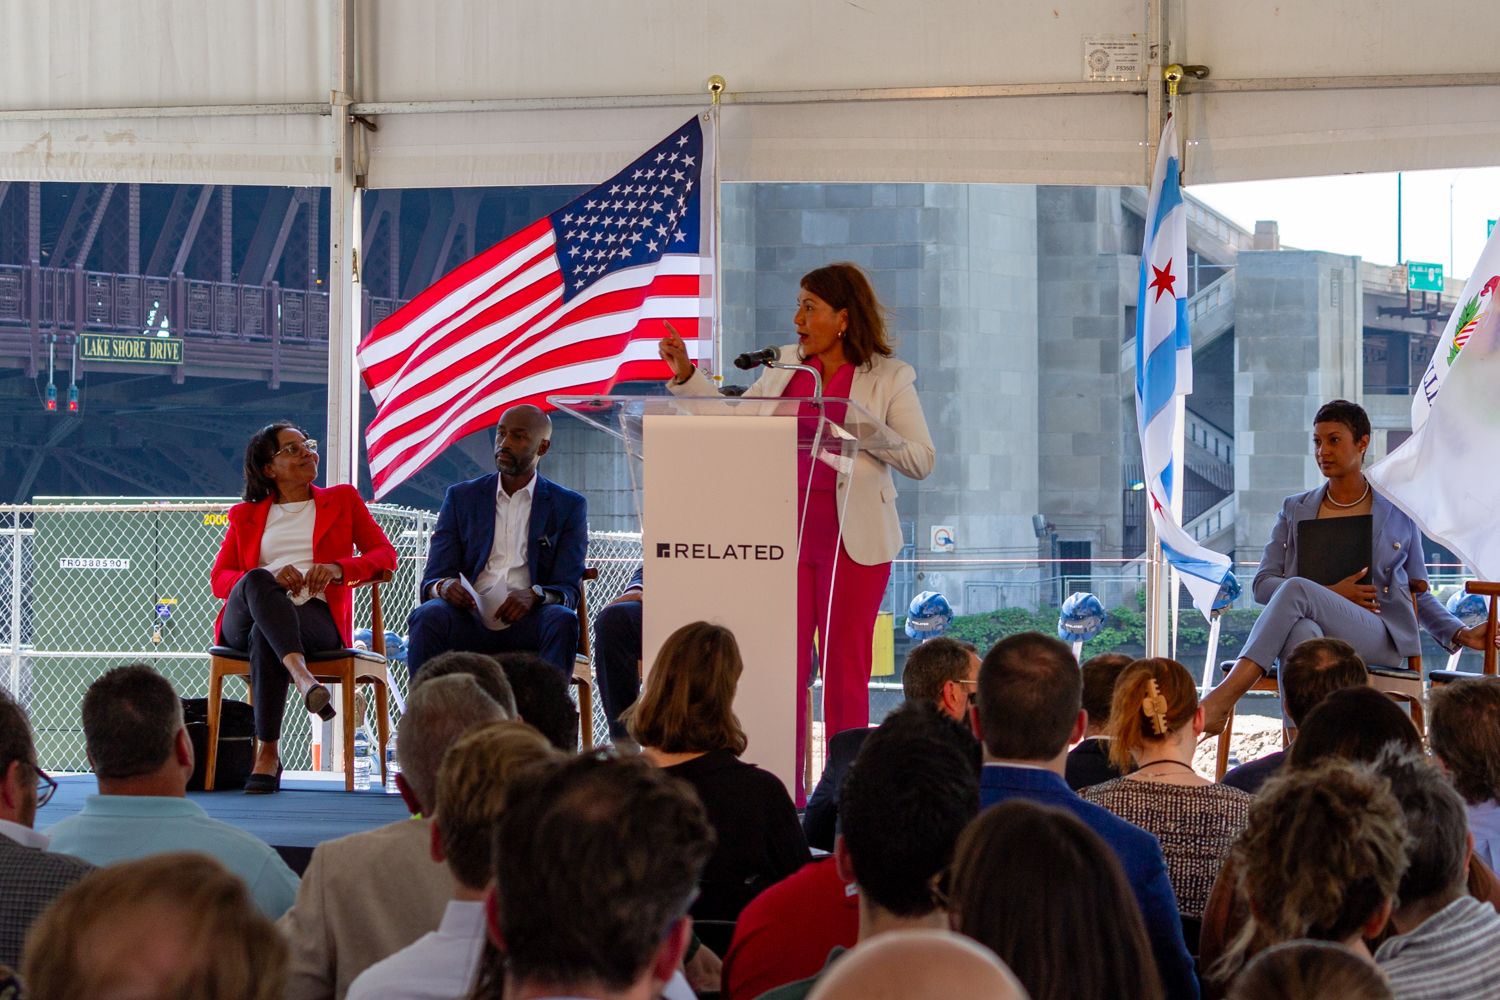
[421,472,588,610]
[980,765,1200,1000]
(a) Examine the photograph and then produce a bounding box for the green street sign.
[79,333,184,365]
[1407,261,1444,292]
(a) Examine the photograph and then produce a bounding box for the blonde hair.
[436,720,558,890]
[1106,658,1198,771]
[624,621,747,755]
[1211,762,1409,984]
[21,852,286,1000]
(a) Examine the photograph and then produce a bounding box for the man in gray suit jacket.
[0,689,93,969]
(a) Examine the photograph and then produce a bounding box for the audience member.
[495,651,580,751]
[1209,762,1407,988]
[1066,652,1133,791]
[410,650,518,718]
[1227,942,1394,1000]
[950,799,1163,1000]
[1221,637,1369,794]
[1200,687,1425,993]
[624,621,810,921]
[803,637,979,850]
[1286,686,1422,770]
[803,930,1027,1000]
[972,632,1198,1000]
[1081,658,1249,931]
[1371,745,1500,1000]
[477,754,713,1000]
[753,703,981,1000]
[280,674,505,1000]
[45,664,299,917]
[1429,677,1500,872]
[21,852,286,1000]
[0,688,93,969]
[345,721,557,1000]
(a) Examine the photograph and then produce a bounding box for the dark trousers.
[218,568,343,741]
[593,599,642,740]
[406,598,580,677]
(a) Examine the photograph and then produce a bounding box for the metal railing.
[0,502,640,773]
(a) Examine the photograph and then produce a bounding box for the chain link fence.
[0,501,641,773]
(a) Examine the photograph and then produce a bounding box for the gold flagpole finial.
[707,75,726,106]
[1164,64,1184,98]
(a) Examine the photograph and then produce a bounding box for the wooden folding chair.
[1430,580,1500,690]
[571,568,599,750]
[1214,663,1284,781]
[205,570,394,792]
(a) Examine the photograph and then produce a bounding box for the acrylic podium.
[549,392,903,792]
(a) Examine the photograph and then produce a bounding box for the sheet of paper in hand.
[460,573,511,631]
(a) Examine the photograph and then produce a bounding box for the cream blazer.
[667,345,935,565]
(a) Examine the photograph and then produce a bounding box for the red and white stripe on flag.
[358,117,711,498]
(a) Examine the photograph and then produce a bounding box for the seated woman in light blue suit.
[1202,399,1495,733]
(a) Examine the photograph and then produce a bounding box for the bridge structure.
[0,182,583,507]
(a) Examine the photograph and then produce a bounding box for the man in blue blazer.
[407,405,587,676]
[971,632,1200,1000]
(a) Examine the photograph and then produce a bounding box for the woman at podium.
[659,262,934,798]
[1201,399,1493,733]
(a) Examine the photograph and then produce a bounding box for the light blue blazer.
[1253,484,1464,658]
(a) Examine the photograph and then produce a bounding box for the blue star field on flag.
[549,117,703,302]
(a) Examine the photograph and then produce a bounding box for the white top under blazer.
[667,345,935,566]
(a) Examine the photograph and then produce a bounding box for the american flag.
[358,116,712,498]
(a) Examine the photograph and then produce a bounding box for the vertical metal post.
[326,0,360,487]
[9,510,22,697]
[27,183,39,378]
[128,184,140,275]
[1142,0,1170,658]
[708,80,724,379]
[220,186,233,284]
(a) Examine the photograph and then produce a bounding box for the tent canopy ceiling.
[0,0,1495,187]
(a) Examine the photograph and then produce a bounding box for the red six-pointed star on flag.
[1149,259,1177,302]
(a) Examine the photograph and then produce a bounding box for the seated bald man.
[407,405,588,677]
[805,930,1026,1000]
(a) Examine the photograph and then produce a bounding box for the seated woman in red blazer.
[211,422,397,794]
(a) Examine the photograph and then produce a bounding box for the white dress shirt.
[345,899,694,1000]
[474,475,535,598]
[344,899,486,1000]
[259,500,322,604]
[0,817,48,849]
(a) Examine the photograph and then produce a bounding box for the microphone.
[733,346,780,371]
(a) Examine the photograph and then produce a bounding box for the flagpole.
[707,75,725,380]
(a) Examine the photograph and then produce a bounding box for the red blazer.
[211,484,398,647]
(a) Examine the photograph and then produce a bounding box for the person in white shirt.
[407,405,589,677]
[346,720,558,1000]
[1429,677,1500,874]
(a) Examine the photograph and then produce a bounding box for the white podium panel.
[642,414,800,789]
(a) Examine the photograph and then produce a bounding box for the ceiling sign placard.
[1083,34,1144,82]
[80,333,183,365]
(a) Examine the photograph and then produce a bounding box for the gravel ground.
[1194,712,1285,779]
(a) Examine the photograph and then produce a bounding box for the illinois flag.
[1368,228,1500,577]
[359,116,714,498]
[1135,116,1232,617]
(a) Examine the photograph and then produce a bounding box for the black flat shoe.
[244,764,283,795]
[304,683,337,722]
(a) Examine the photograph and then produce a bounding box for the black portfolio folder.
[1295,514,1373,586]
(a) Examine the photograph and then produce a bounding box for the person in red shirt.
[720,856,859,1000]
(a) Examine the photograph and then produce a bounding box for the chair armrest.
[582,567,599,583]
[348,569,395,589]
[1411,579,1429,595]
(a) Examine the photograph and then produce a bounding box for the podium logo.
[656,542,786,561]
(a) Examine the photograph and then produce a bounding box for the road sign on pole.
[1407,261,1444,292]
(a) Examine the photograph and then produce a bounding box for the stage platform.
[36,773,413,875]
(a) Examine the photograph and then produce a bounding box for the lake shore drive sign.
[80,333,183,365]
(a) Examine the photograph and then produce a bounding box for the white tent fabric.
[0,0,1495,188]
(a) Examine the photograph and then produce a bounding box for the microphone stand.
[764,361,822,398]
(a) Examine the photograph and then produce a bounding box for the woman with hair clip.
[211,422,397,793]
[1082,658,1250,942]
[659,262,935,802]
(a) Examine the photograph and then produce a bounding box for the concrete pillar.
[1233,249,1363,559]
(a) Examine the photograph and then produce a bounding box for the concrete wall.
[1233,249,1363,557]
[1035,186,1139,560]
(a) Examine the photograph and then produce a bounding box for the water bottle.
[385,731,401,794]
[353,726,371,791]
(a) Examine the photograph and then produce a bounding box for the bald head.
[495,404,553,478]
[807,931,1028,1000]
